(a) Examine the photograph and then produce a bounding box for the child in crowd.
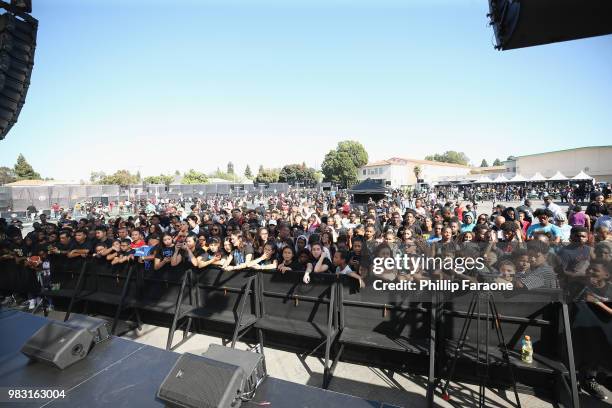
[333,248,365,288]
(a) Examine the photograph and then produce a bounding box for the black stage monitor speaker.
[203,344,267,399]
[21,321,94,369]
[488,0,612,50]
[158,353,246,408]
[0,3,37,140]
[21,315,110,370]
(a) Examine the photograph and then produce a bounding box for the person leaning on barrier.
[179,235,204,269]
[333,248,365,288]
[111,239,134,265]
[248,243,278,270]
[223,231,254,272]
[197,237,224,269]
[106,240,121,262]
[66,228,91,259]
[277,245,301,273]
[93,226,114,257]
[154,233,179,271]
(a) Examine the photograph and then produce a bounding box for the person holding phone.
[154,233,179,271]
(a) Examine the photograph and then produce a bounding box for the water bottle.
[521,335,533,364]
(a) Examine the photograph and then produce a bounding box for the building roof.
[516,145,612,158]
[362,157,471,168]
[470,165,506,174]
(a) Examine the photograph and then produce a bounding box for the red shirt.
[130,240,145,249]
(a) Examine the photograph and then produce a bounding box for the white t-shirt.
[336,265,353,275]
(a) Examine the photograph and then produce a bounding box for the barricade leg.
[426,301,437,407]
[562,303,580,408]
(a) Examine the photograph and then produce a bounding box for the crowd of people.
[433,182,604,204]
[1,185,611,400]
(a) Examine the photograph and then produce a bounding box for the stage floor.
[0,308,572,408]
[1,310,405,408]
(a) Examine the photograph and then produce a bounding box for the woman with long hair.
[253,227,271,257]
[181,235,202,268]
[154,233,181,272]
[277,245,301,273]
[249,242,278,270]
[320,231,336,259]
[220,237,234,268]
[303,242,333,283]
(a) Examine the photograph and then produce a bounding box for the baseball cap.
[268,220,277,226]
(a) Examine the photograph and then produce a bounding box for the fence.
[5,259,582,407]
[0,182,292,212]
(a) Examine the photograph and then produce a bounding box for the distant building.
[358,146,612,188]
[469,165,511,178]
[357,157,471,189]
[512,146,612,183]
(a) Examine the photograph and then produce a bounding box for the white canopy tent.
[492,175,509,183]
[529,172,547,182]
[509,174,527,182]
[474,175,493,184]
[548,171,568,181]
[572,171,593,180]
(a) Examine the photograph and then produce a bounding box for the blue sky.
[0,0,610,180]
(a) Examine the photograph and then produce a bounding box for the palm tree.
[413,165,422,182]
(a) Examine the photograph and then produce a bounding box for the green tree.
[99,170,139,186]
[13,154,41,180]
[337,140,368,168]
[413,165,422,181]
[321,140,368,188]
[0,166,17,185]
[424,151,469,166]
[493,158,502,166]
[90,171,106,183]
[278,163,317,186]
[244,164,253,179]
[321,150,357,188]
[174,170,180,176]
[209,169,239,181]
[480,159,489,167]
[159,174,174,186]
[182,169,208,184]
[255,168,280,184]
[145,174,175,186]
